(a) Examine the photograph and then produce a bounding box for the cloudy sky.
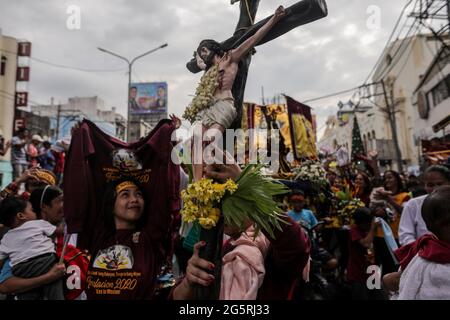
[0,0,409,138]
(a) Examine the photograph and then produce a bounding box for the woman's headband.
[116,181,138,194]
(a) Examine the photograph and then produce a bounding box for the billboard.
[129,82,167,115]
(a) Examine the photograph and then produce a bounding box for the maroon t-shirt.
[85,230,159,300]
[347,225,370,283]
[64,119,180,299]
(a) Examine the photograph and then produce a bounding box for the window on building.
[372,130,376,139]
[0,56,6,76]
[430,74,450,107]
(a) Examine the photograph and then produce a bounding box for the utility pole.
[261,86,265,105]
[381,79,404,173]
[98,44,168,142]
[447,0,450,31]
[55,104,61,140]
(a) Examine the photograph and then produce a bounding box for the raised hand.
[273,5,286,21]
[170,114,182,129]
[185,241,215,287]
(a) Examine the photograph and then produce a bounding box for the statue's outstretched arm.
[231,6,286,63]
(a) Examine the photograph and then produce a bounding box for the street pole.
[447,0,450,32]
[381,79,404,173]
[127,63,132,142]
[98,43,168,142]
[56,104,61,140]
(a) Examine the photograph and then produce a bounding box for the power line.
[423,35,448,84]
[31,56,127,73]
[375,3,422,80]
[0,48,126,73]
[302,86,362,104]
[377,21,422,79]
[0,89,44,106]
[362,0,416,85]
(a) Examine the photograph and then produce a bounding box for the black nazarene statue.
[185,0,328,300]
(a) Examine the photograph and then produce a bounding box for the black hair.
[422,186,450,239]
[29,186,63,217]
[409,185,427,198]
[17,127,29,134]
[130,86,137,90]
[383,170,405,193]
[0,197,28,227]
[355,171,373,196]
[289,189,305,198]
[100,177,147,238]
[197,39,225,57]
[24,180,48,193]
[196,39,225,70]
[353,207,373,226]
[425,165,450,182]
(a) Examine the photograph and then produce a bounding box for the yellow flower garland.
[183,64,220,124]
[181,178,237,229]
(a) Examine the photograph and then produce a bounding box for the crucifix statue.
[184,0,328,182]
[183,0,328,300]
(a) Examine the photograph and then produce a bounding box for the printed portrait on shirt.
[93,245,134,270]
[112,149,143,171]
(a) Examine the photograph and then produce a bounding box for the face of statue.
[197,46,215,70]
[195,52,207,70]
[199,46,211,61]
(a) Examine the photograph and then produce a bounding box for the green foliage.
[221,165,289,239]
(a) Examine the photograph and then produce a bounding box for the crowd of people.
[0,120,449,300]
[1,128,67,188]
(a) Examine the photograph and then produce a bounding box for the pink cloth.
[220,226,270,300]
[28,144,39,168]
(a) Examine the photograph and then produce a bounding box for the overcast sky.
[0,0,409,138]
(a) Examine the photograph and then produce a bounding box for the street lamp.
[98,43,168,142]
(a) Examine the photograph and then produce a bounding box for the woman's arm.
[359,219,377,249]
[383,271,401,292]
[386,196,405,214]
[0,263,65,295]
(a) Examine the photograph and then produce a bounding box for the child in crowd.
[0,197,64,300]
[347,207,386,300]
[396,186,450,299]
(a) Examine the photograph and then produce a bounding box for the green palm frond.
[222,165,289,239]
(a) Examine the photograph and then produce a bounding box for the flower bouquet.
[335,187,366,226]
[290,160,328,193]
[180,165,289,239]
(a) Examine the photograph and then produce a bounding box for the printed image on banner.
[129,82,167,115]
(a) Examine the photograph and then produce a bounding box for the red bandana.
[395,234,450,270]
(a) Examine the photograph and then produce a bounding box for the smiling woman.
[84,177,166,300]
[112,181,145,230]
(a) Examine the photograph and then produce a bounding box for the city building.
[0,30,32,188]
[370,34,441,171]
[413,43,450,164]
[31,96,127,141]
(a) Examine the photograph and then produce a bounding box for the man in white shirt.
[399,165,450,246]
